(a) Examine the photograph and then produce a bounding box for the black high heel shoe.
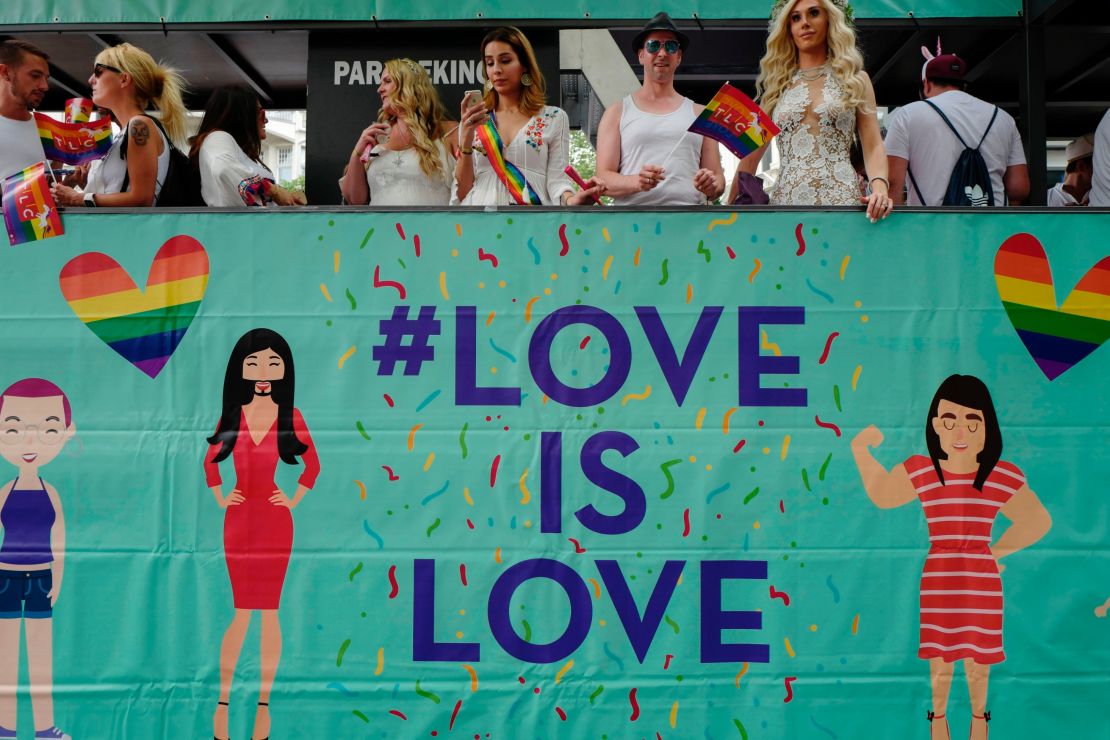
[927,710,951,740]
[250,701,269,740]
[214,700,230,740]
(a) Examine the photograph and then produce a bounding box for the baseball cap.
[924,54,968,83]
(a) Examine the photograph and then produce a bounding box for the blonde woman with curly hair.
[453,27,604,206]
[735,0,891,221]
[340,58,459,205]
[51,43,188,208]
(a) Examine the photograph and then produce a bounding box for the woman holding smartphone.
[340,58,459,206]
[453,26,604,206]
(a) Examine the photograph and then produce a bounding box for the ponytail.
[151,65,189,148]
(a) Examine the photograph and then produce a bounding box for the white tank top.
[617,94,705,206]
[85,120,171,203]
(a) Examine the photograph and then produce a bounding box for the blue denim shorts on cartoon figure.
[0,570,52,619]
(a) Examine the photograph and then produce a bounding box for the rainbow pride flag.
[59,236,209,378]
[688,83,781,159]
[35,112,112,165]
[994,233,1110,380]
[2,163,63,246]
[475,114,542,206]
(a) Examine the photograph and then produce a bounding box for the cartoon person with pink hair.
[0,378,75,740]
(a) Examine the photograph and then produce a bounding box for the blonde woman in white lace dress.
[736,0,891,221]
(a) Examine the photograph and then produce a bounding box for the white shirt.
[616,95,704,206]
[1045,182,1085,207]
[885,91,1025,206]
[0,114,45,181]
[1090,108,1110,207]
[198,131,274,207]
[366,139,453,206]
[455,106,574,206]
[85,120,171,202]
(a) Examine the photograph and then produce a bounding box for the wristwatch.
[83,192,97,207]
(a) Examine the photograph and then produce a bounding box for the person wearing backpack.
[885,53,1029,207]
[49,43,197,208]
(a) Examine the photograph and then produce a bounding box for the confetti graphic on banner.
[321,214,862,737]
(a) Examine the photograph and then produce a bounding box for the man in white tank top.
[596,12,724,207]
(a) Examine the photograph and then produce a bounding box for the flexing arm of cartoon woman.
[268,409,320,510]
[850,425,917,508]
[991,484,1051,572]
[45,483,65,606]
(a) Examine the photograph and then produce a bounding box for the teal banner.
[1,0,1021,25]
[0,209,1106,740]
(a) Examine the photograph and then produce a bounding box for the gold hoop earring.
[521,73,534,87]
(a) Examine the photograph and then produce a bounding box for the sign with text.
[305,29,559,202]
[0,210,1107,739]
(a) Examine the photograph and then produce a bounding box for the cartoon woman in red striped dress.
[851,375,1051,740]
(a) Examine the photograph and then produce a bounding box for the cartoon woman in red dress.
[204,329,320,740]
[851,374,1051,740]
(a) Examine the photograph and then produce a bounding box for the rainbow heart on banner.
[59,235,209,378]
[994,233,1110,380]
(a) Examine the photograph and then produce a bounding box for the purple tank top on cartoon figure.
[0,479,54,565]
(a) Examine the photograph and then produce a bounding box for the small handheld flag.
[65,97,95,124]
[35,112,112,166]
[688,83,781,159]
[3,163,64,246]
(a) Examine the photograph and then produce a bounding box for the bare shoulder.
[43,482,63,508]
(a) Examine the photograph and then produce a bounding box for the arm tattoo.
[131,120,151,146]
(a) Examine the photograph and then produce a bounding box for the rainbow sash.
[475,113,542,206]
[2,162,63,246]
[35,112,112,166]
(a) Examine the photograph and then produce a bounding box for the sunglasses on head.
[93,62,122,77]
[644,39,680,54]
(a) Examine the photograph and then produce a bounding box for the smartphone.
[462,89,483,110]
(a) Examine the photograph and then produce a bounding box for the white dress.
[365,139,454,206]
[770,69,860,206]
[456,106,575,206]
[198,130,275,207]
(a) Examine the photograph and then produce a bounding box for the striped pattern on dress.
[904,454,1023,664]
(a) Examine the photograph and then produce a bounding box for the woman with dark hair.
[453,26,604,206]
[190,86,305,207]
[851,374,1051,740]
[203,328,320,740]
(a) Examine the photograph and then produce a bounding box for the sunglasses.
[644,39,680,54]
[93,62,122,77]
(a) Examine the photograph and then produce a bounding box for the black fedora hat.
[631,11,691,53]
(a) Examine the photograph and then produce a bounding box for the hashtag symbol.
[372,306,440,376]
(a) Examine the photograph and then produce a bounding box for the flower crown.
[769,0,854,25]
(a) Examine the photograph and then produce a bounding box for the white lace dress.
[769,69,860,206]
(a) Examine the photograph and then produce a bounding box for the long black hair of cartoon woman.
[924,373,1002,491]
[206,328,308,465]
